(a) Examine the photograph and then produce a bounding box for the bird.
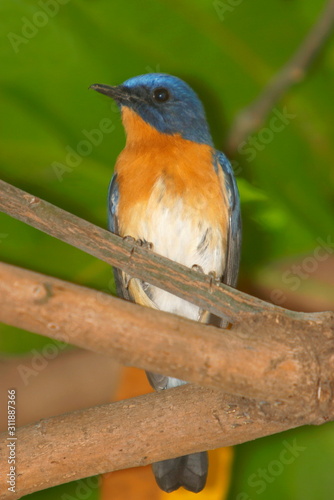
[91,73,241,493]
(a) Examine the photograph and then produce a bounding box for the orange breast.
[115,107,228,238]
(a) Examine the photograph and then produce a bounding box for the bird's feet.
[208,270,221,283]
[192,264,205,274]
[192,265,221,294]
[123,235,154,253]
[192,266,220,282]
[208,271,221,294]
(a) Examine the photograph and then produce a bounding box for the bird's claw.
[123,235,136,243]
[123,235,153,255]
[208,271,220,283]
[140,240,153,250]
[208,271,221,294]
[192,264,205,274]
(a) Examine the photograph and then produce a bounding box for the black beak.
[90,83,128,103]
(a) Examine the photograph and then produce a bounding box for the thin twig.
[226,0,334,154]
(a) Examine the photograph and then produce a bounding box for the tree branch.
[226,0,334,154]
[1,180,334,498]
[0,384,319,499]
[0,179,319,324]
[1,261,334,421]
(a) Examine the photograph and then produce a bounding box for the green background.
[1,0,334,498]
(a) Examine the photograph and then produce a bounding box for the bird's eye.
[153,87,170,103]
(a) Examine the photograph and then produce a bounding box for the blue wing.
[216,151,242,288]
[107,174,131,301]
[107,173,119,234]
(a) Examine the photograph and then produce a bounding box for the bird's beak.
[90,83,128,103]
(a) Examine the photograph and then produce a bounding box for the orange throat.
[115,107,228,237]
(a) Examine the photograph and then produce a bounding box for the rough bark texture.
[0,384,313,499]
[1,262,334,424]
[1,181,334,498]
[0,178,314,323]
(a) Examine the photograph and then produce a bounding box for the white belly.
[132,184,225,321]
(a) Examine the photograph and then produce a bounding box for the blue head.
[91,73,213,146]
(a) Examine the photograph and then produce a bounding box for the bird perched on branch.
[91,73,241,493]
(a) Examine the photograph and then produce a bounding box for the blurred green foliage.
[1,0,334,498]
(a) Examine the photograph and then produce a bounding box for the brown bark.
[1,181,334,498]
[1,261,334,423]
[0,178,305,323]
[0,384,310,499]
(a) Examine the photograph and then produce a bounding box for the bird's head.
[91,73,213,146]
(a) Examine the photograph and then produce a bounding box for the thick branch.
[1,177,334,498]
[226,0,334,153]
[1,262,334,421]
[0,179,315,324]
[0,384,314,499]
